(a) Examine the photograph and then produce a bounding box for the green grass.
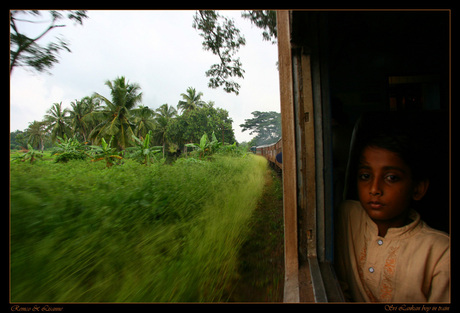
[10,155,268,302]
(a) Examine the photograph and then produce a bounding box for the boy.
[335,130,450,302]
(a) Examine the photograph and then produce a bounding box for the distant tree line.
[10,76,236,157]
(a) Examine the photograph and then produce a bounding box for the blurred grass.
[227,168,284,302]
[10,155,267,302]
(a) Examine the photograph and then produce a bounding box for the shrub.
[52,135,91,163]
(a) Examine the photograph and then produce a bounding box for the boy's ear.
[412,179,430,201]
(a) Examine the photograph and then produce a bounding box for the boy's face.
[357,146,428,226]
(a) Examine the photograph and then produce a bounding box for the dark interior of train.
[318,11,450,234]
[282,11,449,302]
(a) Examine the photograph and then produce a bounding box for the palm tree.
[43,102,70,142]
[90,76,143,150]
[153,103,177,157]
[131,105,156,139]
[26,120,46,151]
[177,87,205,114]
[68,96,101,143]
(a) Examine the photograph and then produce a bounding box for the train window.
[277,10,450,303]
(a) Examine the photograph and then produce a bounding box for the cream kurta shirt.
[335,200,450,302]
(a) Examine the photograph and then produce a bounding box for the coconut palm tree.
[131,105,156,139]
[68,96,101,142]
[26,120,46,151]
[43,102,70,142]
[177,87,205,114]
[90,76,142,150]
[153,103,177,157]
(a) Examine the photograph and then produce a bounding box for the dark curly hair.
[358,128,429,183]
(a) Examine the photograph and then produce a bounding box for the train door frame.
[277,11,342,303]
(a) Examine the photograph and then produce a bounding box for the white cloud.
[10,71,66,131]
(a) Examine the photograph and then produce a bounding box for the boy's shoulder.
[337,200,368,228]
[410,222,450,267]
[339,200,365,217]
[417,220,450,247]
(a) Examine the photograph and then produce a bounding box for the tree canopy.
[240,111,281,146]
[193,10,246,95]
[193,10,277,95]
[169,102,235,149]
[91,76,143,150]
[178,87,206,113]
[9,10,88,76]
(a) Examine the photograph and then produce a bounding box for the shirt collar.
[365,209,422,239]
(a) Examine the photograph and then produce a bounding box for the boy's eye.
[385,174,400,182]
[358,173,371,181]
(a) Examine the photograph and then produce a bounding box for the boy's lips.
[368,201,384,209]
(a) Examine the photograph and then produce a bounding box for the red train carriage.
[254,138,282,170]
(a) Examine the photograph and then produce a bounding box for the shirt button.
[369,267,375,273]
[377,239,384,245]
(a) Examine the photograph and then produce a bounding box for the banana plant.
[185,132,221,159]
[127,130,162,166]
[90,136,123,168]
[208,131,222,154]
[11,144,43,164]
[53,135,91,162]
[185,133,209,159]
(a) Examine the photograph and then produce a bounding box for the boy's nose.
[369,178,382,196]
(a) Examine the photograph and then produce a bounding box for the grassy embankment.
[10,154,268,302]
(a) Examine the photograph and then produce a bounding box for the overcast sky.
[10,10,280,143]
